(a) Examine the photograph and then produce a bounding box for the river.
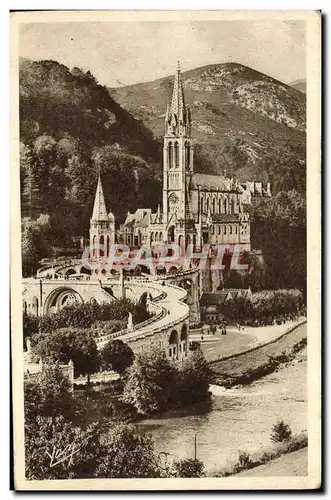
[137,356,307,475]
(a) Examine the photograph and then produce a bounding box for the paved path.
[97,281,189,347]
[236,448,308,477]
[194,319,306,363]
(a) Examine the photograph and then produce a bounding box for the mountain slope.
[110,62,306,189]
[19,58,162,235]
[20,58,160,161]
[289,79,306,93]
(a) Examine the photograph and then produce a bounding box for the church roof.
[124,209,151,228]
[200,289,251,307]
[211,213,240,223]
[192,173,233,191]
[200,291,232,307]
[91,175,109,221]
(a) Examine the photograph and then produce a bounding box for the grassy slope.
[235,447,307,477]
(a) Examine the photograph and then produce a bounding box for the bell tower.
[163,62,194,223]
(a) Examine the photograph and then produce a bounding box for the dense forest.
[20,58,162,249]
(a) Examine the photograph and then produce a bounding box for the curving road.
[87,279,189,348]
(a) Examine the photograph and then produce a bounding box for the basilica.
[90,64,271,256]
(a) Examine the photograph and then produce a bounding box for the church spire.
[91,173,109,221]
[170,61,185,121]
[165,62,191,137]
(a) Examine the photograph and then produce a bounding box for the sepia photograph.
[10,10,321,490]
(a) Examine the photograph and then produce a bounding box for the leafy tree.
[25,415,162,480]
[94,423,162,478]
[250,190,306,292]
[32,327,101,379]
[101,339,134,375]
[171,458,204,478]
[270,420,292,443]
[122,349,177,416]
[21,223,40,277]
[24,363,73,422]
[225,270,243,289]
[37,299,151,333]
[179,349,211,404]
[25,416,106,480]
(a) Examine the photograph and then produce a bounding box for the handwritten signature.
[46,442,81,468]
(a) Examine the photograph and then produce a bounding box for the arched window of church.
[174,142,179,168]
[201,197,204,213]
[224,225,227,234]
[229,225,233,234]
[223,198,227,213]
[206,198,210,213]
[186,142,190,168]
[219,198,222,214]
[231,198,235,214]
[212,198,216,214]
[168,142,173,169]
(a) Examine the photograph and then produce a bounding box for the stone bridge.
[22,263,201,361]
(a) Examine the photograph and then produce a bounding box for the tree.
[172,458,204,478]
[21,223,40,277]
[24,363,73,423]
[25,416,162,480]
[270,420,292,443]
[122,349,177,416]
[179,349,211,404]
[225,270,243,289]
[32,327,101,379]
[94,423,162,478]
[101,339,134,375]
[250,190,306,292]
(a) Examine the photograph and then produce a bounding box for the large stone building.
[119,63,271,254]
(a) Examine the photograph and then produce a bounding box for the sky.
[19,20,306,87]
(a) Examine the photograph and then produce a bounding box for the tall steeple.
[89,173,115,259]
[165,62,191,138]
[170,61,186,122]
[91,174,108,221]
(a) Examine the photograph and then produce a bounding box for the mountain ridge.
[109,62,306,190]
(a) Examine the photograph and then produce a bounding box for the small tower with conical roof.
[89,174,115,259]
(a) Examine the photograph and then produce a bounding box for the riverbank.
[213,431,308,477]
[235,447,308,477]
[138,350,307,474]
[210,322,307,387]
[194,318,306,363]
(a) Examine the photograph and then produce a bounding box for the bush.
[172,458,204,478]
[233,451,253,473]
[35,298,152,334]
[270,420,292,443]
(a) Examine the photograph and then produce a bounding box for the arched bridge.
[22,270,198,362]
